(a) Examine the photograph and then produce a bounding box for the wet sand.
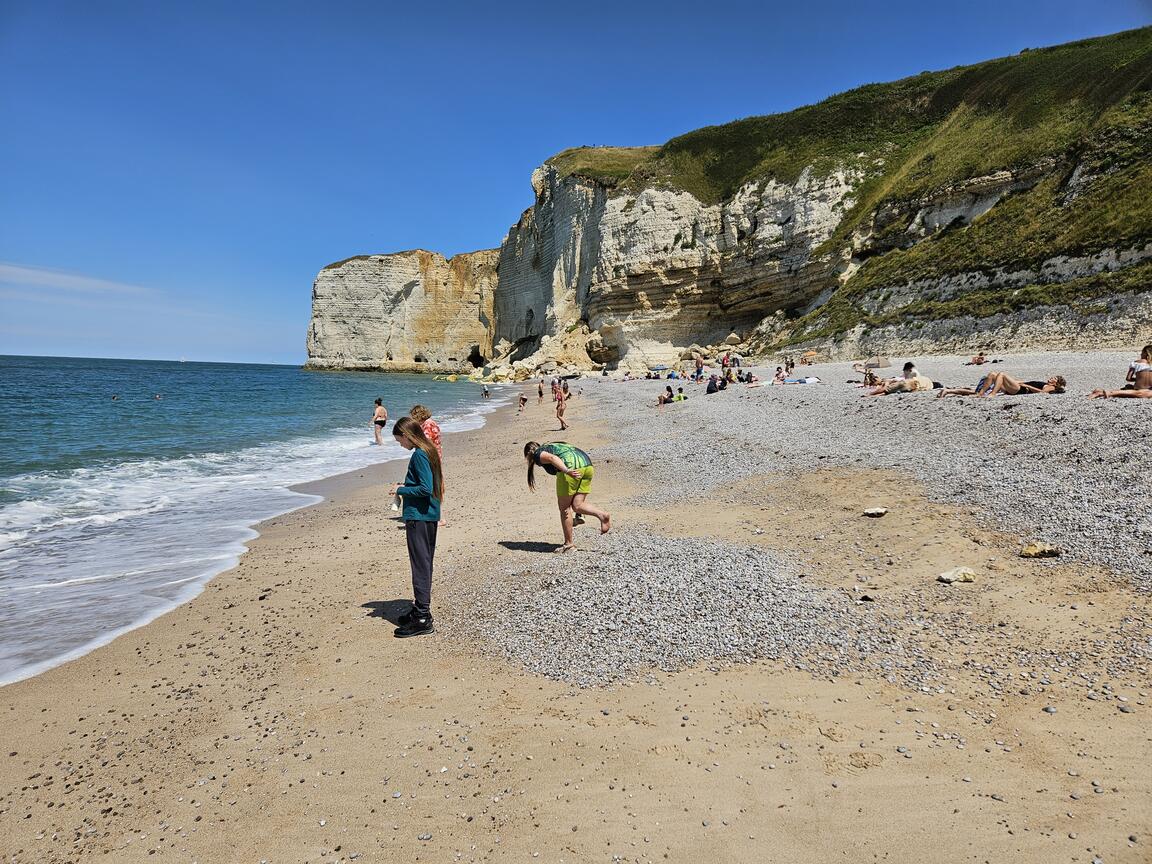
[0,384,1148,863]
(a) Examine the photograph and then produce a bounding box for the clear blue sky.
[2,1,1148,364]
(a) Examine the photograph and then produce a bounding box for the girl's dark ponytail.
[524,441,540,491]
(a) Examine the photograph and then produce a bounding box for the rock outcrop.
[531,164,859,368]
[305,249,498,372]
[307,165,861,372]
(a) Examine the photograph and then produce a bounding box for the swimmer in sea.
[372,398,388,445]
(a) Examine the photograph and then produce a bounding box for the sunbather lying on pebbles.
[979,372,1065,396]
[864,363,933,396]
[938,373,1065,397]
[962,352,1004,365]
[865,375,933,395]
[1090,387,1152,399]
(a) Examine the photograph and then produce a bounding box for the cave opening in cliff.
[467,345,486,368]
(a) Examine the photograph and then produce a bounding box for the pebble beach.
[0,349,1148,863]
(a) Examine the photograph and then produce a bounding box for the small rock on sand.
[1020,542,1061,559]
[937,567,977,584]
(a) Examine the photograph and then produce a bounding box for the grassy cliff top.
[545,146,659,185]
[546,27,1152,204]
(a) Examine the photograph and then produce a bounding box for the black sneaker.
[396,606,417,627]
[394,613,434,638]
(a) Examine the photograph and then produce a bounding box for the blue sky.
[1,1,1148,364]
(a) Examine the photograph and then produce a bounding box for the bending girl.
[388,417,444,638]
[524,441,610,553]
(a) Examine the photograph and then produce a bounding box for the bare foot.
[553,544,576,554]
[600,513,611,534]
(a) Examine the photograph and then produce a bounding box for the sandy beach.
[1,352,1150,864]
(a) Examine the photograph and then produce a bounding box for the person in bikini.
[939,373,1065,397]
[554,384,569,430]
[977,372,1065,396]
[371,398,388,445]
[1091,345,1152,398]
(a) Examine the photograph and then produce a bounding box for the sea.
[0,355,504,686]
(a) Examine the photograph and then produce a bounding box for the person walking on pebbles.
[554,384,570,430]
[524,441,610,553]
[388,417,444,638]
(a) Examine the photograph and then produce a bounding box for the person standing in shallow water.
[524,441,610,553]
[388,417,444,638]
[371,398,388,445]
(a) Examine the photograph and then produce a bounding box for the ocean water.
[0,355,502,686]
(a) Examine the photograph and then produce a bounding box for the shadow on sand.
[498,540,563,553]
[361,599,412,624]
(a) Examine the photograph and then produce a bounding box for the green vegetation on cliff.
[545,27,1152,344]
[547,146,658,185]
[551,27,1152,205]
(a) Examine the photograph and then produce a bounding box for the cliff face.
[305,249,497,372]
[306,28,1152,373]
[491,164,858,367]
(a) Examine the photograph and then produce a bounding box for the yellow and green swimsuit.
[536,443,594,496]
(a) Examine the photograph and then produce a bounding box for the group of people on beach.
[364,400,447,638]
[375,375,609,638]
[373,341,1149,640]
[855,346,1152,400]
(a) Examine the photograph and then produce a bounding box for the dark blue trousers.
[405,520,437,615]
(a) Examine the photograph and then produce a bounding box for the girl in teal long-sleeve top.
[388,416,444,638]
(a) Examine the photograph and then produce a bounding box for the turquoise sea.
[0,355,501,685]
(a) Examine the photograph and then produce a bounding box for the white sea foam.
[0,393,508,686]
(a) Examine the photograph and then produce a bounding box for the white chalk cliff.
[306,162,872,372]
[306,249,497,372]
[306,155,1148,374]
[306,30,1152,372]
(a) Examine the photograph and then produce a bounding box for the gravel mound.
[470,527,927,687]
